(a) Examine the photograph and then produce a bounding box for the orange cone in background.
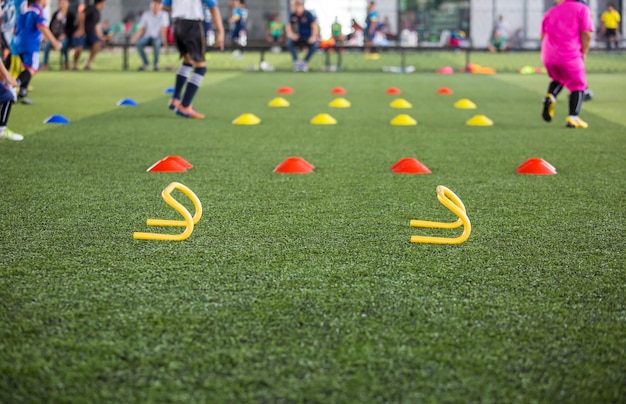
[391,158,431,174]
[147,159,188,172]
[273,157,315,174]
[163,156,193,169]
[277,86,294,94]
[516,158,557,175]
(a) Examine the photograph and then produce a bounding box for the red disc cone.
[273,157,315,174]
[163,155,193,169]
[331,87,347,94]
[386,87,402,95]
[437,87,454,95]
[147,159,187,172]
[516,158,556,175]
[390,158,431,174]
[277,86,294,94]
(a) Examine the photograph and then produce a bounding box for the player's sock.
[547,80,563,98]
[181,67,206,107]
[173,63,193,100]
[16,70,32,96]
[0,100,13,126]
[569,90,584,116]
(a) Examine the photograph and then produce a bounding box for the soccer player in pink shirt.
[540,0,594,128]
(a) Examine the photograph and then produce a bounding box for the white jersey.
[162,0,217,21]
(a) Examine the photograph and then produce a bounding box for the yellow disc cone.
[454,98,477,109]
[268,97,290,107]
[390,98,412,109]
[328,98,351,108]
[310,113,337,125]
[390,114,417,126]
[466,115,493,126]
[365,53,380,60]
[232,113,261,125]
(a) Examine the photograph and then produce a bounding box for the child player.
[162,0,224,119]
[13,0,62,104]
[0,59,22,141]
[229,0,247,57]
[540,0,593,128]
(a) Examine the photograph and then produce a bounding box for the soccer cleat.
[175,105,205,119]
[565,116,588,129]
[542,94,555,122]
[168,98,180,110]
[18,96,34,105]
[2,128,24,141]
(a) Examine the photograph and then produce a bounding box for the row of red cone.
[274,157,556,175]
[147,156,556,175]
[276,86,453,96]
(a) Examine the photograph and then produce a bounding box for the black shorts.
[174,19,205,62]
[605,28,617,37]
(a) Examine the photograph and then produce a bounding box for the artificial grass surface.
[1,70,625,402]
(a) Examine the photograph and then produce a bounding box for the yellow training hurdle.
[133,182,202,241]
[410,185,471,244]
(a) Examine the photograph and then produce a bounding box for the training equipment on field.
[466,115,493,126]
[390,114,417,126]
[117,98,138,106]
[133,182,202,241]
[232,113,261,125]
[163,156,193,169]
[516,158,557,175]
[164,87,174,94]
[390,158,431,174]
[328,98,351,108]
[437,87,454,95]
[454,98,477,109]
[276,86,294,94]
[331,87,347,94]
[310,113,337,125]
[436,66,454,74]
[390,98,412,109]
[273,157,315,174]
[385,87,402,95]
[268,97,290,107]
[146,157,188,172]
[410,185,471,244]
[44,115,70,124]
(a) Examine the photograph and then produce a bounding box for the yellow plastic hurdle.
[133,182,202,241]
[410,185,471,244]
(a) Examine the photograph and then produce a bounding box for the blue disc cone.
[164,87,174,94]
[43,114,70,124]
[117,98,138,106]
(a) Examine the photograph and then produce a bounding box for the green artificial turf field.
[1,52,625,402]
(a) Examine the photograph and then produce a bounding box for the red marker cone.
[386,87,402,95]
[163,156,193,169]
[516,158,556,175]
[146,159,187,172]
[277,86,294,94]
[273,157,315,174]
[331,87,347,94]
[390,158,431,174]
[437,87,454,95]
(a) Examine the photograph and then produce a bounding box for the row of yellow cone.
[232,95,493,127]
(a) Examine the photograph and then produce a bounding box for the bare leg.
[85,42,102,68]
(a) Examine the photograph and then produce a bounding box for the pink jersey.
[541,0,593,65]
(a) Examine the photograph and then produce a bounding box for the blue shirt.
[14,3,45,53]
[232,7,247,30]
[162,0,218,21]
[290,10,316,39]
[366,10,378,33]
